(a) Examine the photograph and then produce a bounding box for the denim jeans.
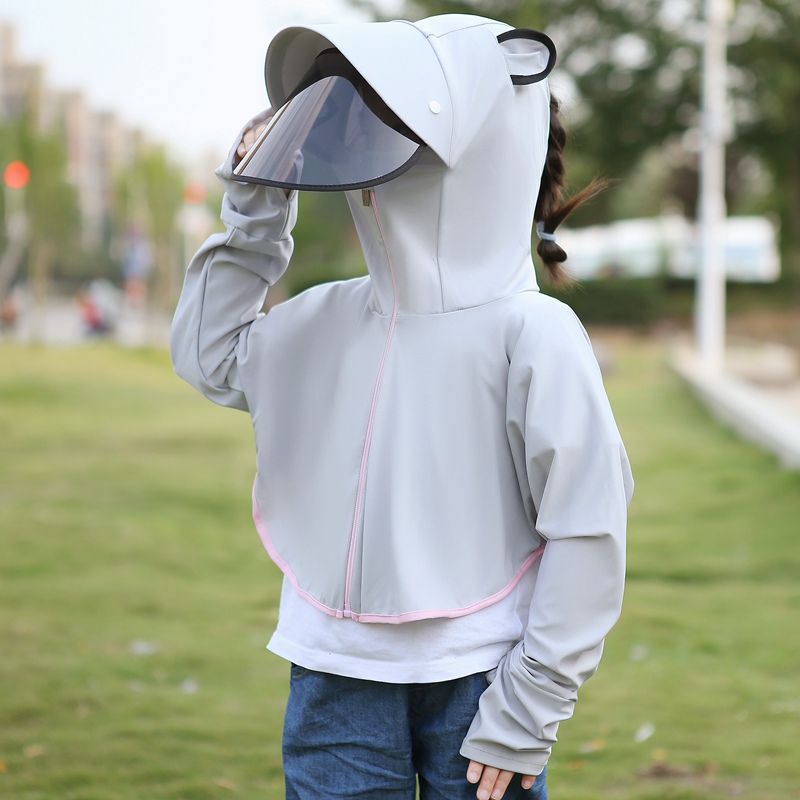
[283,666,548,800]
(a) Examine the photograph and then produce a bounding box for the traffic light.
[3,161,30,189]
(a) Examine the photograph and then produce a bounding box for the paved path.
[672,343,800,469]
[3,296,171,347]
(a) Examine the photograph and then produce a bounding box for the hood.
[266,14,554,314]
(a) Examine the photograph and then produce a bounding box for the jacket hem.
[252,483,545,624]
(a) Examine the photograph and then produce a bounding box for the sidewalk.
[5,295,171,347]
[672,342,800,469]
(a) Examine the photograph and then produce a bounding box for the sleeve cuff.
[459,743,548,776]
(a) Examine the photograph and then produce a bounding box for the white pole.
[695,0,730,372]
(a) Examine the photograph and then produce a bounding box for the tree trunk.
[28,240,56,343]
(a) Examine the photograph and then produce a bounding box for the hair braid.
[535,95,608,285]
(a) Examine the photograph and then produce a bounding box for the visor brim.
[232,75,426,192]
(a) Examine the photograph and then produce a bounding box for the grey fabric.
[171,13,633,776]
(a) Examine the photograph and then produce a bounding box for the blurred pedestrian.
[122,226,152,308]
[0,290,18,331]
[77,279,120,336]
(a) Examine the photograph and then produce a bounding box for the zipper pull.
[362,189,371,207]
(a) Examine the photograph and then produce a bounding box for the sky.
[1,0,377,168]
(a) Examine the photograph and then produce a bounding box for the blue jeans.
[283,666,548,800]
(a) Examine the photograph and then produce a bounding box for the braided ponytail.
[535,95,608,285]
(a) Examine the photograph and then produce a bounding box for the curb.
[671,346,800,469]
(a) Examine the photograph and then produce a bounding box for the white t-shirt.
[267,563,538,684]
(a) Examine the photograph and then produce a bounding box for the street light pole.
[695,0,730,372]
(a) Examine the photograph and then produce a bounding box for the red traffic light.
[182,181,206,204]
[4,160,30,189]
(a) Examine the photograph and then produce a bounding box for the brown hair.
[534,94,608,285]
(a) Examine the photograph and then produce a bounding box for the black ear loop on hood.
[496,29,557,85]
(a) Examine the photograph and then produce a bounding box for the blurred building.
[0,22,149,250]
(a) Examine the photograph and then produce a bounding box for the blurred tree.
[352,0,800,279]
[113,144,186,309]
[355,0,703,224]
[0,114,81,310]
[284,192,365,296]
[728,0,800,282]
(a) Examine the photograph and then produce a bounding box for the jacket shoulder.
[501,290,591,356]
[260,275,371,326]
[509,289,581,323]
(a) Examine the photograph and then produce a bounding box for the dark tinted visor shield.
[232,71,426,191]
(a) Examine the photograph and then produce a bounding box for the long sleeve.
[170,118,298,411]
[460,301,633,775]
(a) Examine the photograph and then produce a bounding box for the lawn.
[1,339,799,799]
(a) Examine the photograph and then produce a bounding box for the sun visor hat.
[233,49,426,191]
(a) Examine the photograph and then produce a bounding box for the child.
[171,14,633,800]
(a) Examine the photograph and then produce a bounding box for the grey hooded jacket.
[171,13,633,776]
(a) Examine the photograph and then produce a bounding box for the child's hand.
[466,760,537,800]
[233,109,292,197]
[236,113,273,162]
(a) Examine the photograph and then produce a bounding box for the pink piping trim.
[342,188,399,618]
[252,485,546,624]
[350,544,546,624]
[251,484,345,617]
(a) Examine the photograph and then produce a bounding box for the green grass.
[1,340,799,799]
[0,344,286,799]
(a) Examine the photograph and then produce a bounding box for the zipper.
[342,188,398,618]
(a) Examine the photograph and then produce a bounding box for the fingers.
[235,107,275,160]
[466,761,515,800]
[236,122,268,159]
[467,760,483,785]
[521,774,536,790]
